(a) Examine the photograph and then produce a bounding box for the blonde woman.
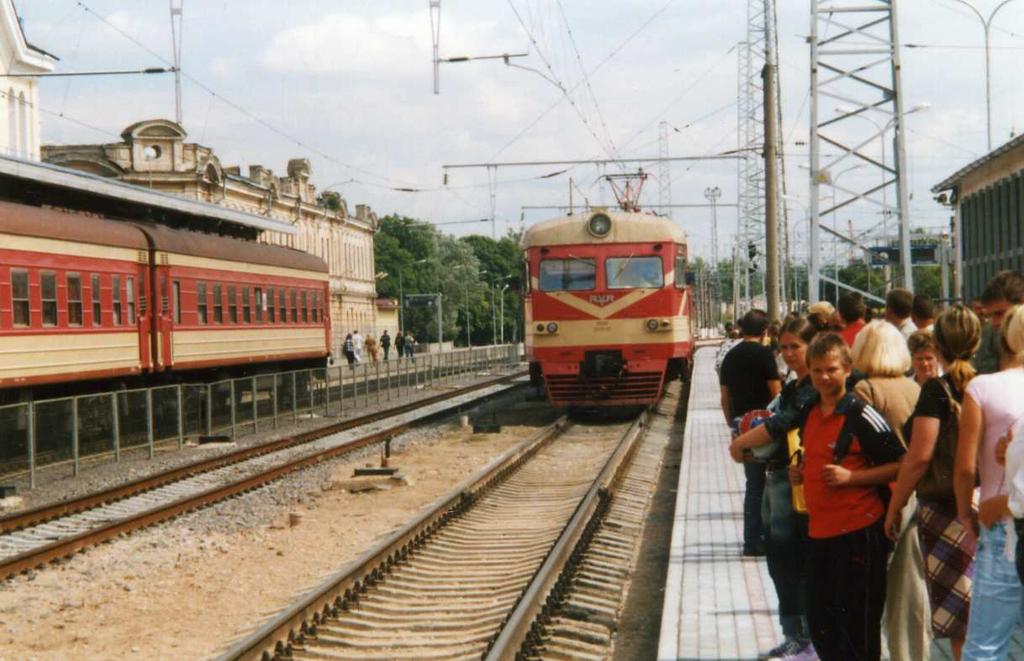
[850,320,927,661]
[885,305,982,660]
[955,304,1024,660]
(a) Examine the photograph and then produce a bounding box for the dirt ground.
[0,423,543,661]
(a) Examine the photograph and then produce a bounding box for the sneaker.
[761,638,817,660]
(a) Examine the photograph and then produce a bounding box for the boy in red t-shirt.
[791,333,905,661]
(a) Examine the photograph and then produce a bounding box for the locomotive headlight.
[546,322,559,334]
[586,212,612,238]
[646,319,660,331]
[536,323,546,333]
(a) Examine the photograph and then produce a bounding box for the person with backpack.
[850,320,927,661]
[955,304,1024,660]
[885,304,982,660]
[791,332,906,661]
[342,332,355,368]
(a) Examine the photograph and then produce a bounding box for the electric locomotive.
[523,209,694,408]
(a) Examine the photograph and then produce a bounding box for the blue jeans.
[744,461,767,550]
[762,467,808,639]
[963,521,1024,660]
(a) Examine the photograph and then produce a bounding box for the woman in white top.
[955,304,1024,660]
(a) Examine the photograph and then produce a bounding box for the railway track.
[217,397,670,661]
[0,371,525,581]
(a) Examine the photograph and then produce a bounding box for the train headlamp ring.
[586,212,613,238]
[646,319,660,331]
[546,322,559,334]
[536,323,546,332]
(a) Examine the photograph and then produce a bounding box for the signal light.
[546,322,559,333]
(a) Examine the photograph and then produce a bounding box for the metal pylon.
[658,121,672,217]
[808,0,912,303]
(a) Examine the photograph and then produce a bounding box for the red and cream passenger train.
[0,199,330,399]
[523,210,695,408]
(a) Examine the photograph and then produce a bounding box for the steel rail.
[0,370,525,535]
[0,374,525,581]
[484,409,650,659]
[216,417,569,661]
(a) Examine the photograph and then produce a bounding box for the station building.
[933,133,1024,301]
[0,0,56,159]
[42,119,380,354]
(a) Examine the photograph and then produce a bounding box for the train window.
[173,281,181,324]
[606,256,663,289]
[11,269,29,326]
[112,276,123,325]
[312,291,320,323]
[196,282,208,325]
[279,289,287,323]
[674,253,687,288]
[255,287,264,323]
[67,274,83,326]
[228,285,238,323]
[91,274,102,326]
[539,259,595,291]
[126,277,137,324]
[213,284,223,324]
[267,287,276,323]
[41,272,57,326]
[301,290,308,323]
[290,289,298,322]
[241,287,251,323]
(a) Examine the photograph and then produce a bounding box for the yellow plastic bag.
[788,427,807,514]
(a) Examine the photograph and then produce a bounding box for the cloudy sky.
[17,0,1024,262]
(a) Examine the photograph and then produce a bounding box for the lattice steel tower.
[808,0,914,302]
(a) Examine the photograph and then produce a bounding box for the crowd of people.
[340,329,417,367]
[718,270,1024,661]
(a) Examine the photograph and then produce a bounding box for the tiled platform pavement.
[658,346,781,660]
[655,346,1024,660]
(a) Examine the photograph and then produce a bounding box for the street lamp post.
[950,0,1019,151]
[499,283,510,344]
[830,164,866,305]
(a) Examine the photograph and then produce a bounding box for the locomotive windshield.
[539,258,596,291]
[606,256,663,289]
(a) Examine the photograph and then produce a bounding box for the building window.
[213,283,223,323]
[279,289,286,323]
[6,89,14,154]
[91,274,102,326]
[67,274,83,326]
[11,269,29,326]
[290,289,297,322]
[267,286,276,322]
[228,285,238,323]
[173,281,181,324]
[255,287,264,323]
[112,275,123,325]
[196,282,207,324]
[126,276,137,324]
[41,272,57,326]
[242,287,251,323]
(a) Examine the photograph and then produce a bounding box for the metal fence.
[0,344,521,488]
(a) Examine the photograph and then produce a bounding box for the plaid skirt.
[916,498,976,639]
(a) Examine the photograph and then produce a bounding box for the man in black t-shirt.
[720,309,782,555]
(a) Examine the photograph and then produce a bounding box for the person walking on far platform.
[364,334,379,363]
[343,333,355,368]
[792,333,905,661]
[395,331,406,361]
[380,330,391,360]
[720,309,782,556]
[885,289,918,340]
[405,334,416,361]
[352,330,364,363]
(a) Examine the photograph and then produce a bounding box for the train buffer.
[655,346,1016,660]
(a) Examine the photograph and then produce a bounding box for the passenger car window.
[67,274,83,326]
[196,282,207,325]
[12,269,29,326]
[538,258,596,291]
[41,272,57,326]
[674,254,687,288]
[606,256,664,289]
